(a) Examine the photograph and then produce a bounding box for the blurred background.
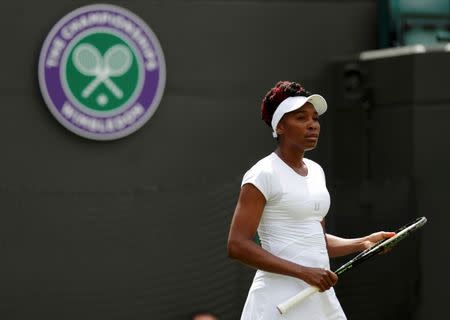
[0,0,449,319]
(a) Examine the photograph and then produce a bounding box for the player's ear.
[276,122,285,136]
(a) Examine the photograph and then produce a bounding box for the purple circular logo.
[38,4,166,140]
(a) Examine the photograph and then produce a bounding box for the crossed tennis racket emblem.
[72,43,132,100]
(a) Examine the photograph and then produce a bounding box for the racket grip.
[277,286,319,314]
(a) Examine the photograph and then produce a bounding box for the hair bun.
[260,81,310,126]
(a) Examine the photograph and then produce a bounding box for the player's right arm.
[227,183,337,292]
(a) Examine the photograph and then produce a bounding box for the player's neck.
[274,147,305,169]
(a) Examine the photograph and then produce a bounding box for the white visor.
[271,94,327,138]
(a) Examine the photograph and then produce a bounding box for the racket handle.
[277,286,319,314]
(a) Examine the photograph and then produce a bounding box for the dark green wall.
[0,1,379,319]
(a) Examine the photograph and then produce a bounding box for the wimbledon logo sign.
[38,4,166,140]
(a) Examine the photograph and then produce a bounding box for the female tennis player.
[227,81,395,319]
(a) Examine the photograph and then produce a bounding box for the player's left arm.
[320,219,395,258]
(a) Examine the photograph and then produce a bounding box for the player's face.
[277,102,320,151]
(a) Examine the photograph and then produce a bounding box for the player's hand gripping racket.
[277,216,427,315]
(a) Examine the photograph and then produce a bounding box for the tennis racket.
[277,216,427,314]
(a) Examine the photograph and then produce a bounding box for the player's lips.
[304,134,319,139]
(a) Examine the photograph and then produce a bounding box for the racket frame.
[276,216,427,314]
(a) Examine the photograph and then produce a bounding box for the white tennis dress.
[240,153,346,320]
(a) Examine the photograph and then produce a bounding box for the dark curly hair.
[261,81,311,127]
